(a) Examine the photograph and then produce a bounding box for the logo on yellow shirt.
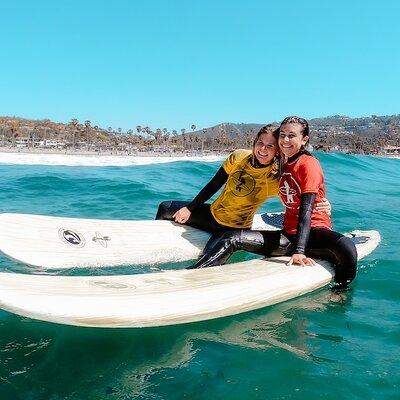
[228,170,256,197]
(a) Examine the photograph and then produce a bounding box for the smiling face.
[278,122,309,158]
[253,132,279,165]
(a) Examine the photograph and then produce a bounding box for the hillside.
[0,114,399,154]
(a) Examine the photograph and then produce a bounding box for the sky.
[0,0,399,131]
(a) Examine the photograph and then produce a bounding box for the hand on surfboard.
[173,207,191,224]
[287,253,316,267]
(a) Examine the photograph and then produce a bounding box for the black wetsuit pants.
[156,200,224,233]
[188,227,358,290]
[155,200,240,254]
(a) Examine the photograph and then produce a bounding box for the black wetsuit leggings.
[188,227,358,291]
[156,200,226,232]
[156,200,241,254]
[156,201,358,290]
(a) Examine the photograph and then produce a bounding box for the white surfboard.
[0,212,281,269]
[0,230,380,328]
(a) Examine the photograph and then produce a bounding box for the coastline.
[0,146,227,157]
[0,146,227,166]
[1,146,399,157]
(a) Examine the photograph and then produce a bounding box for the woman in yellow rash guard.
[155,124,330,253]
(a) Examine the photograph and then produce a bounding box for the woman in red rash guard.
[189,116,357,292]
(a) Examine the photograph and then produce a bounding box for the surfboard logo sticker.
[92,232,111,248]
[59,228,86,248]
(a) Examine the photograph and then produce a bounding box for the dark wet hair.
[278,116,312,156]
[255,124,277,140]
[252,124,281,180]
[253,124,279,148]
[279,116,309,137]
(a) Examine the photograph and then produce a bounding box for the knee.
[155,200,173,220]
[331,236,358,289]
[336,236,358,267]
[219,229,265,253]
[220,230,243,250]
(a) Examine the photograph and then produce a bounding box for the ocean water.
[0,152,399,400]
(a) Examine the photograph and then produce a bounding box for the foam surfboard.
[0,230,380,328]
[0,212,282,269]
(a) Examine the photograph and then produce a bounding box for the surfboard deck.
[0,212,282,269]
[0,230,380,328]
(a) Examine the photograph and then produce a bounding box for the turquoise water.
[0,153,399,400]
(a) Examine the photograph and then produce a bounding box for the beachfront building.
[13,137,68,149]
[381,145,400,156]
[15,138,28,147]
[38,140,67,149]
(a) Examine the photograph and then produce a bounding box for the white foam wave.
[0,152,225,167]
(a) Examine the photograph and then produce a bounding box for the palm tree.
[0,125,5,146]
[30,122,41,148]
[155,129,162,140]
[162,128,170,147]
[84,120,91,150]
[10,120,20,147]
[170,130,178,148]
[70,118,79,149]
[201,128,207,152]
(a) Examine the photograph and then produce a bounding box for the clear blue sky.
[1,0,399,131]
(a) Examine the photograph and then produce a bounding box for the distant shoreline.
[0,146,398,160]
[0,146,227,158]
[0,147,227,166]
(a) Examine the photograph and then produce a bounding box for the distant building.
[38,139,66,148]
[15,137,30,147]
[382,145,400,156]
